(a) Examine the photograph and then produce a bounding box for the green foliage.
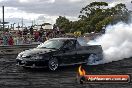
[55,2,132,34]
[55,16,71,33]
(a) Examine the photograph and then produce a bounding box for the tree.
[78,2,131,33]
[54,2,132,34]
[111,3,130,24]
[55,16,71,33]
[79,2,108,19]
[79,2,108,32]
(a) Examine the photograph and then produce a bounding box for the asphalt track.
[0,55,132,88]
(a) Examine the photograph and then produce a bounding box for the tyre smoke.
[88,22,132,64]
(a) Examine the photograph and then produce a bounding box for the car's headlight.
[17,51,25,58]
[16,53,22,60]
[17,53,22,57]
[30,55,43,60]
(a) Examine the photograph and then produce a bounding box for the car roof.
[50,38,76,40]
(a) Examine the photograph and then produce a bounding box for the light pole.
[2,6,4,31]
[13,23,15,30]
[18,23,20,30]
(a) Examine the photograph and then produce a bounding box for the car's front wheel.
[48,57,59,71]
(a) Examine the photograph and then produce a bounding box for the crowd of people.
[0,27,65,46]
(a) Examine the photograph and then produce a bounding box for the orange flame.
[78,65,86,76]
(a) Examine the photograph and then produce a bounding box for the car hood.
[19,48,56,57]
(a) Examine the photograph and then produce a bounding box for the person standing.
[3,32,8,45]
[29,26,33,35]
[0,37,3,45]
[8,36,14,45]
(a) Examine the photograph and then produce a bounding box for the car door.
[76,41,88,64]
[60,40,77,65]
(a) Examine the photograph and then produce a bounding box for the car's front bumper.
[16,59,48,68]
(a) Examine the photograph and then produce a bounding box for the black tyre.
[48,57,58,71]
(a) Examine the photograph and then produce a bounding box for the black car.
[16,38,103,71]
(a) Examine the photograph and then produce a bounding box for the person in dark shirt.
[29,26,33,35]
[39,27,43,37]
[23,27,29,35]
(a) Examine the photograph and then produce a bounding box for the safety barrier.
[0,44,39,55]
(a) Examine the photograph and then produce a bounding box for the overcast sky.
[0,0,131,27]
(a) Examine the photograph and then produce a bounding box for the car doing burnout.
[16,38,103,71]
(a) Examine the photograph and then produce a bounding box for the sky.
[0,0,131,27]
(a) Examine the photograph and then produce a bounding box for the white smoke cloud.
[88,22,132,64]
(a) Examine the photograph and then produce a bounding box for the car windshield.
[37,39,64,49]
[77,37,89,46]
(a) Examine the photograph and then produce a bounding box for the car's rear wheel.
[48,57,58,71]
[86,54,101,65]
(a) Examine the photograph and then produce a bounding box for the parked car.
[16,38,103,71]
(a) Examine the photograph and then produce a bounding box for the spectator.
[0,37,3,45]
[27,35,32,44]
[3,33,8,45]
[37,36,43,42]
[13,36,17,45]
[23,27,28,35]
[18,30,22,37]
[29,26,33,35]
[34,31,39,42]
[8,36,14,45]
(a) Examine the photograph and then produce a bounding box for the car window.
[77,37,89,46]
[37,40,64,49]
[63,40,75,50]
[76,40,81,49]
